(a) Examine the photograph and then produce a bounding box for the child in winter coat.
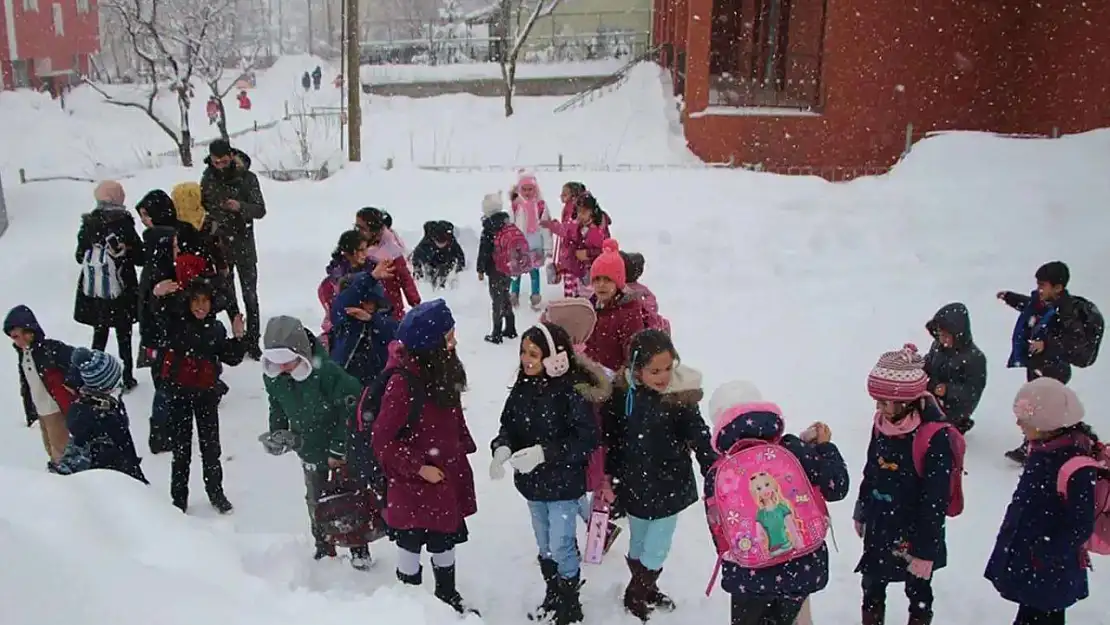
[411,220,466,289]
[477,193,518,344]
[329,273,399,385]
[5,305,79,464]
[489,322,600,625]
[548,182,587,296]
[985,378,1100,625]
[509,172,553,310]
[601,329,717,622]
[705,380,850,625]
[853,344,957,625]
[923,303,986,434]
[52,348,148,484]
[620,251,671,336]
[156,277,245,513]
[358,207,421,321]
[543,192,610,299]
[260,315,372,569]
[584,240,646,372]
[319,229,370,343]
[372,300,480,615]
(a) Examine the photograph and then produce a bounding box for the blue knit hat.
[71,347,123,392]
[397,299,455,352]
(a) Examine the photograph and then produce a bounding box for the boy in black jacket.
[411,220,466,289]
[923,302,987,434]
[477,193,516,344]
[157,277,246,512]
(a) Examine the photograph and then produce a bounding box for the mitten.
[489,446,512,480]
[907,557,934,580]
[509,445,545,474]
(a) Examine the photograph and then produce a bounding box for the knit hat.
[397,299,455,352]
[171,182,205,231]
[590,239,627,289]
[867,343,929,401]
[541,298,597,344]
[621,252,646,284]
[482,192,503,218]
[708,380,763,423]
[71,347,123,392]
[93,180,126,206]
[1013,377,1085,432]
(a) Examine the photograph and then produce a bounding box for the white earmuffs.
[536,323,570,378]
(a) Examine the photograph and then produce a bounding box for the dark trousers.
[488,272,515,337]
[302,464,330,547]
[228,250,260,344]
[1014,606,1065,625]
[167,392,224,504]
[862,575,933,616]
[92,324,134,381]
[148,378,171,453]
[730,594,805,625]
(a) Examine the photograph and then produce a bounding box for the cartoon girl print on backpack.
[750,471,798,557]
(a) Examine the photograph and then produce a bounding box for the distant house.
[467,0,652,59]
[0,0,99,91]
[654,0,1110,179]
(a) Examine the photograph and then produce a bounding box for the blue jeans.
[527,499,581,578]
[628,514,678,571]
[510,268,542,297]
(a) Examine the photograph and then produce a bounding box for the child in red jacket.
[583,240,646,372]
[358,207,421,320]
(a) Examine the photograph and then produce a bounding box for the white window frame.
[52,2,63,35]
[77,0,89,13]
[22,0,39,12]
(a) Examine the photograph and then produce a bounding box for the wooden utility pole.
[345,0,361,161]
[307,0,314,55]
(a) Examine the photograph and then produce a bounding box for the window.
[11,60,31,88]
[708,0,826,110]
[21,0,38,11]
[52,3,64,35]
[77,0,89,13]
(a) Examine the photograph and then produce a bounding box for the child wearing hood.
[371,300,480,615]
[52,348,148,484]
[853,344,960,625]
[329,273,399,385]
[509,171,553,310]
[584,240,646,372]
[5,305,80,464]
[601,329,717,621]
[620,251,671,336]
[259,315,372,570]
[923,303,986,434]
[357,207,421,321]
[477,192,518,344]
[985,378,1100,625]
[411,220,466,289]
[704,380,849,625]
[488,321,600,625]
[319,229,370,347]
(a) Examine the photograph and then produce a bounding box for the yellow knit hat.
[171,182,205,231]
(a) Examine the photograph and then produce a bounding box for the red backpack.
[911,421,967,516]
[1055,444,1110,557]
[493,223,532,277]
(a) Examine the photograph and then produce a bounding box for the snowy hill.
[0,129,1108,625]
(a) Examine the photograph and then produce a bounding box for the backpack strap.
[1056,456,1104,500]
[390,368,425,439]
[911,422,950,477]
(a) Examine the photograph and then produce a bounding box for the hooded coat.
[137,226,178,353]
[477,211,512,277]
[328,273,399,385]
[61,388,148,484]
[709,402,850,597]
[585,291,647,372]
[601,365,718,520]
[411,220,466,279]
[73,201,144,328]
[4,306,80,425]
[154,278,245,395]
[923,303,987,425]
[263,317,363,467]
[200,149,266,262]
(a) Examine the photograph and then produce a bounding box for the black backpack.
[346,367,424,490]
[1070,296,1104,368]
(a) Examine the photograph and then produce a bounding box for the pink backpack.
[493,223,531,276]
[704,437,830,596]
[1055,445,1110,556]
[911,422,967,517]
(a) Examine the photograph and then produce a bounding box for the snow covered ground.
[360,59,626,85]
[1,126,1109,625]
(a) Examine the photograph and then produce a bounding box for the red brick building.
[653,0,1110,178]
[0,0,99,91]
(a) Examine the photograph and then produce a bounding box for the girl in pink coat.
[620,251,671,336]
[548,182,587,297]
[543,192,610,300]
[510,171,553,310]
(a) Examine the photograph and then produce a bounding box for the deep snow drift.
[0,130,1108,625]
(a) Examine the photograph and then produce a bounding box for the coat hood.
[482,211,511,232]
[926,302,974,346]
[571,352,613,403]
[136,190,176,227]
[203,147,252,171]
[325,255,361,278]
[339,272,390,310]
[711,400,786,454]
[612,363,704,406]
[385,340,411,371]
[263,316,313,360]
[367,227,406,262]
[82,204,134,231]
[3,305,42,337]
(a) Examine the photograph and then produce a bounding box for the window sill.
[689,106,822,118]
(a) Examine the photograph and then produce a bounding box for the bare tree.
[497,0,561,117]
[195,17,266,142]
[89,0,238,166]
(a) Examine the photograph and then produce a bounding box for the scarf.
[515,196,541,235]
[873,410,921,437]
[367,228,407,262]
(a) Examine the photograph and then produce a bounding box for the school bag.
[493,223,532,277]
[1055,444,1110,556]
[313,467,387,548]
[80,234,125,299]
[910,421,967,517]
[703,434,831,596]
[1068,296,1104,368]
[346,367,425,491]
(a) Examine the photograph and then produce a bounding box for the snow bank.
[360,59,625,85]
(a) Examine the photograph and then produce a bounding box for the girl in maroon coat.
[583,240,646,372]
[372,299,479,615]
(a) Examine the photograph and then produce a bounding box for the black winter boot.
[862,603,886,625]
[528,557,559,621]
[349,545,372,571]
[313,542,337,560]
[642,566,675,612]
[907,610,933,625]
[209,491,234,515]
[554,575,584,625]
[623,558,652,622]
[433,565,479,616]
[396,566,422,586]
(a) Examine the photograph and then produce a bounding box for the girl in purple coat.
[985,378,1099,625]
[371,300,479,616]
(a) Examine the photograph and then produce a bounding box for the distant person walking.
[312,66,323,90]
[302,71,312,92]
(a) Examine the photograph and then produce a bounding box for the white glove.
[489,446,512,481]
[509,445,545,474]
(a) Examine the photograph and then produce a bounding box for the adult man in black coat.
[200,140,266,359]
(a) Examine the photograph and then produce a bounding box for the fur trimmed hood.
[572,352,613,403]
[612,363,705,406]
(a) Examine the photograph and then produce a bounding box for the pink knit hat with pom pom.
[1013,377,1085,432]
[867,343,929,401]
[590,239,626,289]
